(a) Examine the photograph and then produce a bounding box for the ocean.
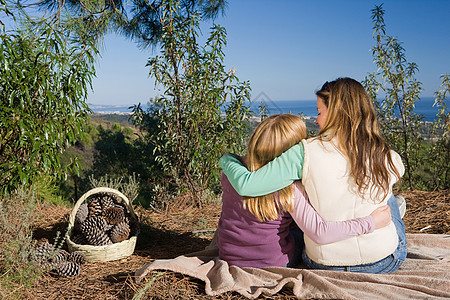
[247,97,444,122]
[90,97,445,121]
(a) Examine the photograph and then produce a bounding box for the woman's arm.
[219,143,305,197]
[291,183,391,244]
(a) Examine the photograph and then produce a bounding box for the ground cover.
[8,190,450,299]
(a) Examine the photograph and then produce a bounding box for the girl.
[219,78,407,273]
[217,114,392,268]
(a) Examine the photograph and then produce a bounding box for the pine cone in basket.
[103,206,125,225]
[74,203,89,229]
[109,221,130,243]
[71,232,88,245]
[88,197,103,217]
[53,261,80,277]
[84,226,112,246]
[80,215,109,233]
[68,251,87,265]
[99,193,117,210]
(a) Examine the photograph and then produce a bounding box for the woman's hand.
[371,205,391,229]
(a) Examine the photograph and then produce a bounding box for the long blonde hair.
[243,114,307,222]
[316,77,401,200]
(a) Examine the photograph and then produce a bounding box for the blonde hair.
[316,77,401,200]
[243,114,307,222]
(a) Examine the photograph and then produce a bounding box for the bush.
[364,4,449,190]
[0,20,96,195]
[0,189,42,296]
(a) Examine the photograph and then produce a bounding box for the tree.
[364,4,449,190]
[34,0,228,48]
[364,4,424,190]
[0,12,97,195]
[130,1,251,206]
[425,75,449,189]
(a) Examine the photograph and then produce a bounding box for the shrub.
[0,20,96,195]
[0,189,42,296]
[364,4,449,190]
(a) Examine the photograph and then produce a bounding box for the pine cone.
[49,249,70,264]
[114,200,128,213]
[85,227,112,246]
[33,239,54,263]
[33,240,70,270]
[53,261,80,277]
[71,233,88,245]
[88,197,102,217]
[80,216,109,233]
[111,194,123,205]
[68,251,87,265]
[109,221,130,243]
[100,193,116,210]
[103,207,125,225]
[74,203,89,229]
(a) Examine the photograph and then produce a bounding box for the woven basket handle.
[68,187,135,227]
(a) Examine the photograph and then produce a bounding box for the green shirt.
[219,142,305,197]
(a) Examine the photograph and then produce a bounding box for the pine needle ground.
[9,190,449,299]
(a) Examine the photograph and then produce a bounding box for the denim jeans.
[301,195,407,273]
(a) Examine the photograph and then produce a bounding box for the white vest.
[301,138,405,266]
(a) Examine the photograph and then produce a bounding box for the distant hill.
[90,113,133,126]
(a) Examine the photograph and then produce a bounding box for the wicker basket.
[66,187,138,262]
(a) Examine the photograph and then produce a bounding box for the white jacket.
[301,137,405,266]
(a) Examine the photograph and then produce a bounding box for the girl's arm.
[219,143,305,197]
[292,183,390,244]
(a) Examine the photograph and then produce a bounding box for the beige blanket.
[135,234,450,299]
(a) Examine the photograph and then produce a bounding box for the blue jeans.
[302,195,407,273]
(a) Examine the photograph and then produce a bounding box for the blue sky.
[88,0,450,106]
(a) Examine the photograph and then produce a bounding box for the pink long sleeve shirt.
[217,174,375,268]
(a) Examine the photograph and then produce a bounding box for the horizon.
[88,96,444,121]
[88,96,440,107]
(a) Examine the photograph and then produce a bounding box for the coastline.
[89,97,445,121]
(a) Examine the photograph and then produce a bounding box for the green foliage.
[130,1,251,206]
[0,20,97,195]
[35,175,73,206]
[91,125,141,178]
[111,122,122,132]
[61,119,158,206]
[258,103,269,120]
[123,126,134,136]
[36,0,228,49]
[422,75,449,189]
[55,118,99,203]
[90,113,133,125]
[364,4,449,190]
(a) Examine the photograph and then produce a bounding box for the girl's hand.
[371,205,391,229]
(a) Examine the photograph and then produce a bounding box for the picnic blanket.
[135,234,450,299]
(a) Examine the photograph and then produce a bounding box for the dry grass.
[4,189,449,299]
